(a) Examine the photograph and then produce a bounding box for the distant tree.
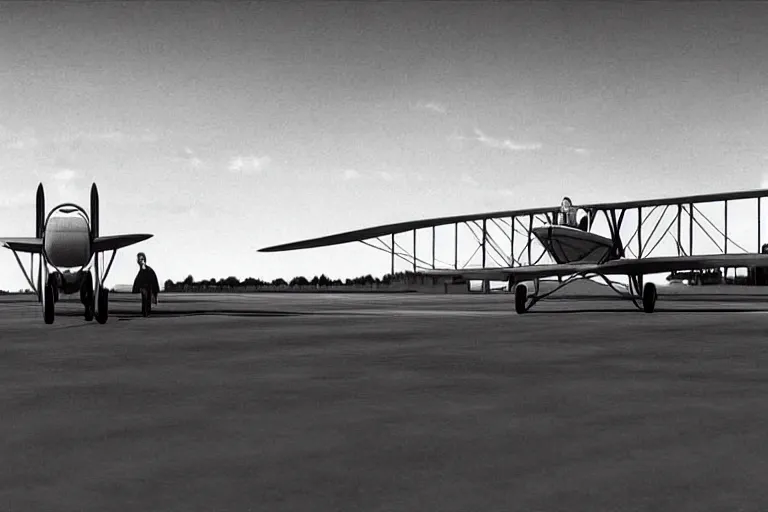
[331,279,343,286]
[243,277,260,286]
[290,276,309,287]
[345,278,353,285]
[272,278,287,286]
[318,274,330,286]
[223,276,240,287]
[183,275,194,286]
[310,275,319,286]
[164,279,174,291]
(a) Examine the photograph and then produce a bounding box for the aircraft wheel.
[515,283,528,314]
[95,288,109,324]
[43,284,55,324]
[642,282,657,313]
[84,290,94,321]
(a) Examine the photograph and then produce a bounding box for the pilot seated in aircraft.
[132,252,160,308]
[558,197,589,231]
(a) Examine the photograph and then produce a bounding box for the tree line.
[162,271,421,292]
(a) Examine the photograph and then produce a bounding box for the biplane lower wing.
[423,254,768,282]
[92,234,153,253]
[0,237,43,253]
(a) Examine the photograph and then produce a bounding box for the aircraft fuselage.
[532,225,616,265]
[43,212,93,269]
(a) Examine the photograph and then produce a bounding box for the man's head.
[561,197,573,211]
[137,252,146,266]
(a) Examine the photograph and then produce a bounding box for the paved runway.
[3,292,768,511]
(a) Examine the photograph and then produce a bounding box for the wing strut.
[100,250,118,285]
[9,248,39,295]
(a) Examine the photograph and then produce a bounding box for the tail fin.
[90,183,99,239]
[35,183,44,238]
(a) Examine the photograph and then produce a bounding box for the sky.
[1,1,768,291]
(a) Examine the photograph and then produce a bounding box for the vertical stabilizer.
[90,183,99,239]
[35,183,45,238]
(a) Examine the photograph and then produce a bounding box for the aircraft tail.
[90,183,99,239]
[36,183,44,238]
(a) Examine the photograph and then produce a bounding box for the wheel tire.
[84,290,94,321]
[43,284,55,324]
[96,288,109,324]
[515,283,528,314]
[83,282,94,321]
[642,282,657,313]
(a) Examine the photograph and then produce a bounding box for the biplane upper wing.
[259,188,768,253]
[0,237,43,253]
[422,254,768,282]
[92,234,153,253]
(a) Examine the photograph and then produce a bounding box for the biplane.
[1,183,153,324]
[260,188,768,314]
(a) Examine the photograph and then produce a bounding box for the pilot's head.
[137,252,146,266]
[561,197,572,210]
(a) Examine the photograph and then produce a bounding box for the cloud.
[6,135,39,150]
[228,155,271,174]
[53,130,158,147]
[53,169,77,182]
[341,169,361,180]
[0,190,34,209]
[1,125,39,150]
[175,147,203,168]
[567,147,590,156]
[377,171,394,182]
[416,101,448,114]
[472,128,542,152]
[460,173,479,187]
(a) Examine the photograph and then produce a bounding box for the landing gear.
[43,283,55,324]
[515,283,528,314]
[95,286,109,324]
[81,272,94,321]
[642,282,657,313]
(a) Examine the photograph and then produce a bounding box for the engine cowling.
[44,214,92,268]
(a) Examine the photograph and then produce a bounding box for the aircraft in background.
[1,183,152,324]
[259,190,768,314]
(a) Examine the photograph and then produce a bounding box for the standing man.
[132,252,160,316]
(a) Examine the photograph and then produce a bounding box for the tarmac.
[3,291,768,511]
